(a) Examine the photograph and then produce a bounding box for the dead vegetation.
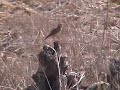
[0,0,120,90]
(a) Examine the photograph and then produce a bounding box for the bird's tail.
[44,35,50,40]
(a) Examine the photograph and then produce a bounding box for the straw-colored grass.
[0,0,120,89]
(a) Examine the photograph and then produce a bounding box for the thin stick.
[0,85,15,90]
[69,71,85,90]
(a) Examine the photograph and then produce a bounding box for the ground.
[0,0,120,90]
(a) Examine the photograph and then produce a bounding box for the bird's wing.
[44,29,57,39]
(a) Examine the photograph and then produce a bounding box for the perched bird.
[45,23,62,40]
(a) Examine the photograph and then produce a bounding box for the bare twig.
[0,85,15,90]
[69,71,85,90]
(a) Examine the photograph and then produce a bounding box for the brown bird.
[44,23,62,40]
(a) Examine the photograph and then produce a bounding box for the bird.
[44,23,62,40]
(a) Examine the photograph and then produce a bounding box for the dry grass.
[0,0,120,89]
